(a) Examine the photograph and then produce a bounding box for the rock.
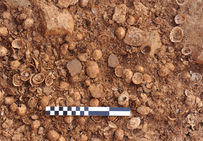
[127,117,141,129]
[112,4,127,24]
[108,54,119,68]
[67,59,82,76]
[86,61,100,78]
[124,26,149,47]
[0,27,8,37]
[89,84,104,98]
[37,0,74,36]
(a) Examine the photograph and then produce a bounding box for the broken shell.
[176,0,188,6]
[118,91,129,106]
[31,73,45,85]
[12,39,25,49]
[20,68,32,81]
[132,72,143,85]
[12,74,23,87]
[169,26,184,43]
[45,73,54,86]
[174,14,186,24]
[115,66,123,77]
[191,72,202,82]
[140,45,151,54]
[10,60,21,70]
[127,117,141,129]
[181,46,192,56]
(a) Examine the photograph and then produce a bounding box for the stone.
[86,61,100,78]
[89,84,104,98]
[0,27,8,37]
[37,0,74,36]
[124,26,149,46]
[112,4,127,24]
[67,59,82,76]
[108,54,119,68]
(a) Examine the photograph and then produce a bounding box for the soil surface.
[0,0,203,141]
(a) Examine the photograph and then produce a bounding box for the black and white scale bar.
[46,106,130,116]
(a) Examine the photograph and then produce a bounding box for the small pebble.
[78,53,89,62]
[47,130,60,141]
[0,27,8,37]
[31,120,40,130]
[143,74,152,83]
[127,15,135,25]
[158,66,170,77]
[90,98,99,106]
[108,54,119,68]
[68,42,76,50]
[79,134,88,141]
[58,136,66,141]
[67,59,82,76]
[23,18,34,29]
[5,97,15,105]
[40,96,50,107]
[132,72,143,85]
[86,61,100,78]
[93,49,102,60]
[10,103,17,112]
[64,116,74,124]
[59,81,69,91]
[115,27,126,40]
[10,60,21,70]
[135,65,145,73]
[127,117,141,129]
[0,46,8,57]
[89,84,104,98]
[17,104,27,116]
[137,105,151,115]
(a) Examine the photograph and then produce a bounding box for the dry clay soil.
[0,0,203,141]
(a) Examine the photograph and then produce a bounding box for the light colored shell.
[190,72,202,82]
[127,117,141,129]
[118,91,129,106]
[31,73,45,85]
[20,68,32,81]
[122,69,133,83]
[12,74,23,87]
[176,0,188,6]
[0,46,8,57]
[174,14,186,24]
[12,39,25,49]
[114,66,123,77]
[181,46,192,56]
[132,72,143,85]
[169,26,184,43]
[45,73,54,86]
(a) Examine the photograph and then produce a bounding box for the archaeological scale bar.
[46,106,131,116]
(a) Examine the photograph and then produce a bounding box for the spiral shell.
[118,91,129,106]
[12,39,25,49]
[132,72,143,85]
[20,68,32,81]
[174,14,186,25]
[170,26,184,43]
[31,73,45,85]
[12,74,23,87]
